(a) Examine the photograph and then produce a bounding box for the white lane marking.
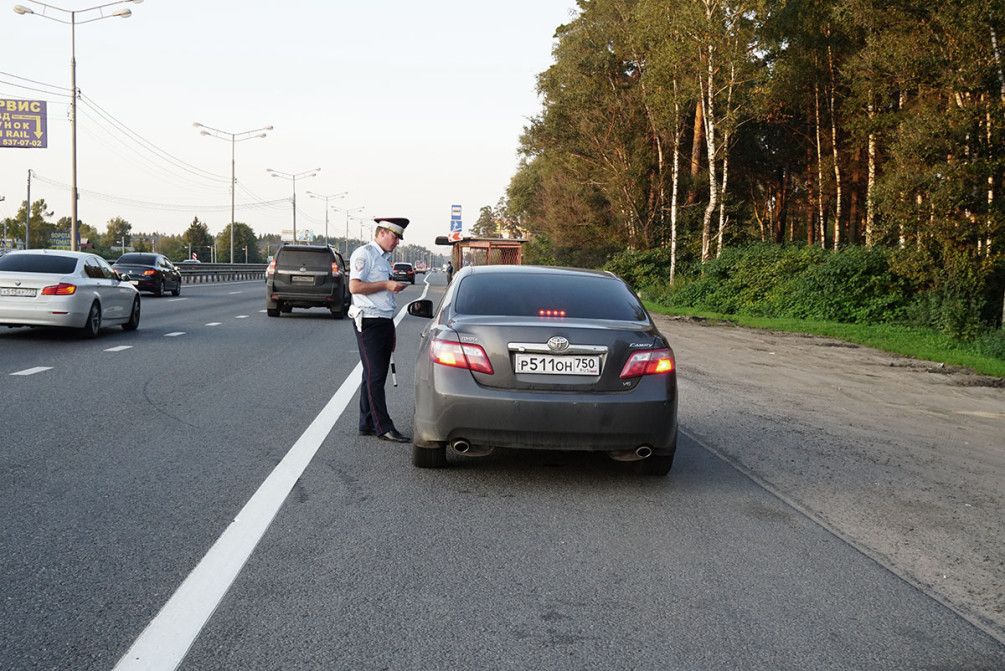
[113,305,410,671]
[228,291,242,295]
[205,322,222,327]
[105,346,133,352]
[166,298,187,302]
[10,366,52,376]
[258,309,267,313]
[164,332,186,337]
[235,315,249,319]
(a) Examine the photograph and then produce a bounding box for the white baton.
[390,352,397,387]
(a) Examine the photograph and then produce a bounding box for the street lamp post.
[267,168,319,244]
[335,206,364,256]
[306,191,347,247]
[193,122,272,263]
[14,0,142,252]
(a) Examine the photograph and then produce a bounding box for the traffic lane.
[0,306,364,670]
[180,430,1005,670]
[178,310,1005,670]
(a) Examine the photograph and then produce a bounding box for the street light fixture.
[14,0,142,252]
[193,122,272,263]
[306,191,347,247]
[266,168,319,244]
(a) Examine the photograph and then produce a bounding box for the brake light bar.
[41,283,77,296]
[430,338,494,374]
[619,348,675,379]
[538,309,567,318]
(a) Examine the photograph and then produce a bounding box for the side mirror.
[407,299,434,319]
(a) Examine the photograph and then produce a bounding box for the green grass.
[645,303,1005,379]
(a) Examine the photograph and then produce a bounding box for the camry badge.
[547,336,570,352]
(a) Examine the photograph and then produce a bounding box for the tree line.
[503,0,1004,327]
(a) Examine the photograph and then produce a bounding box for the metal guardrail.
[177,263,267,284]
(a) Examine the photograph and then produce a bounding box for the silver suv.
[265,245,351,319]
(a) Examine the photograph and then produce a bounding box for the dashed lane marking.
[104,346,133,352]
[10,366,52,376]
[164,332,185,337]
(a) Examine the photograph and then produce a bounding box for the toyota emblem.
[547,336,570,352]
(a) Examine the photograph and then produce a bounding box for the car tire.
[170,281,181,297]
[330,305,344,320]
[267,307,280,317]
[122,297,140,331]
[280,303,292,313]
[413,444,447,468]
[634,453,675,476]
[155,278,165,297]
[81,302,101,338]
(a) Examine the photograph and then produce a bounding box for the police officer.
[348,217,411,443]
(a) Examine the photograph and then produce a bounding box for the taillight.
[266,260,276,278]
[429,337,494,374]
[41,283,77,296]
[331,261,341,277]
[142,269,156,276]
[619,348,675,379]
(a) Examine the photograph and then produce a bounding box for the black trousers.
[354,317,396,434]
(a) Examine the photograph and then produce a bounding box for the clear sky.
[1,0,578,252]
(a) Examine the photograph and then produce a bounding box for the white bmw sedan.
[0,249,141,337]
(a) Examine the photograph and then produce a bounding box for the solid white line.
[10,366,52,376]
[112,303,414,671]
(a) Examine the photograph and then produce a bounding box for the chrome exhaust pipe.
[451,439,471,454]
[608,445,654,462]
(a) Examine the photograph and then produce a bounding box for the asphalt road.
[1,273,1002,670]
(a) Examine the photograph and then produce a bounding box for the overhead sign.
[1,99,47,149]
[450,204,462,234]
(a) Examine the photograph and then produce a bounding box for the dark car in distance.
[112,253,182,297]
[266,244,351,319]
[392,262,416,284]
[407,265,678,475]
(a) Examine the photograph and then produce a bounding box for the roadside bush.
[777,246,911,323]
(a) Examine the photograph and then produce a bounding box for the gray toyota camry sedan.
[407,265,678,475]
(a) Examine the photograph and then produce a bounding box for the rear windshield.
[394,264,412,270]
[0,254,77,274]
[116,254,156,265]
[277,249,331,269]
[454,272,647,321]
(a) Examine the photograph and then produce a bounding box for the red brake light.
[538,309,567,318]
[142,269,156,276]
[266,260,276,278]
[41,283,77,296]
[619,348,675,379]
[429,338,494,374]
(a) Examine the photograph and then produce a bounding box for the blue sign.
[49,230,78,249]
[1,99,47,149]
[450,204,462,233]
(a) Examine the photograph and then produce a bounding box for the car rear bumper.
[413,366,677,453]
[0,299,87,328]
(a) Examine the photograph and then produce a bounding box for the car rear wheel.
[122,297,140,331]
[81,302,101,338]
[170,281,181,297]
[267,307,280,317]
[413,445,447,468]
[330,305,344,319]
[155,278,165,296]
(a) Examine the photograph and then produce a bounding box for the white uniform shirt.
[349,240,395,318]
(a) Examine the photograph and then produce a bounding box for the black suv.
[266,245,351,318]
[392,262,415,284]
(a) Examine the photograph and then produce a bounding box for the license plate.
[291,275,314,284]
[0,287,37,297]
[514,353,601,375]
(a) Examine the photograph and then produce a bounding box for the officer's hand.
[388,281,408,294]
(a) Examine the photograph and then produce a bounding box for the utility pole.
[25,169,31,249]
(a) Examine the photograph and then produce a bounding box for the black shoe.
[378,429,411,443]
[359,428,376,436]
